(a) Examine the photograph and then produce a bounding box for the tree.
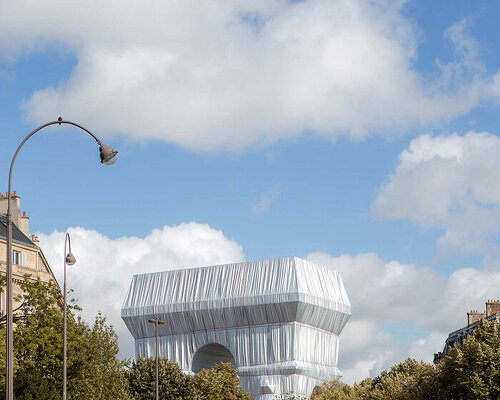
[0,276,129,400]
[438,319,500,400]
[68,313,129,399]
[310,359,438,400]
[311,320,500,400]
[194,362,253,400]
[310,380,358,400]
[126,359,253,400]
[126,357,195,400]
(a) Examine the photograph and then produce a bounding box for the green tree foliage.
[0,276,129,400]
[69,313,129,399]
[438,319,500,400]
[311,319,500,400]
[194,362,253,400]
[311,359,439,400]
[126,359,253,400]
[126,356,195,400]
[311,380,364,400]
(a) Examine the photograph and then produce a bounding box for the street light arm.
[8,119,101,199]
[65,232,72,254]
[59,120,102,146]
[5,118,108,400]
[6,118,105,243]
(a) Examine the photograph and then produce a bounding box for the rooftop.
[0,214,38,249]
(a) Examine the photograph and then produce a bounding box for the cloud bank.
[37,223,245,358]
[0,0,496,151]
[307,251,500,383]
[373,131,500,253]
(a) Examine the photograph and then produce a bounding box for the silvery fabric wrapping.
[122,257,351,399]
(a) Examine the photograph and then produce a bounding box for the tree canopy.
[311,319,500,400]
[438,319,500,400]
[125,356,194,400]
[126,359,253,400]
[0,276,129,400]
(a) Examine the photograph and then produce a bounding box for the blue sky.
[2,0,500,383]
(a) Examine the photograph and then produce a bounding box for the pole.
[155,320,159,400]
[6,194,13,400]
[63,234,69,400]
[148,317,164,400]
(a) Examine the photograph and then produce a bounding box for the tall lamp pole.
[148,317,165,400]
[5,117,118,400]
[63,233,76,400]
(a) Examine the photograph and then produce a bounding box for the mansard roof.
[0,214,38,249]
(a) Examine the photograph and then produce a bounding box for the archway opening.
[191,343,235,373]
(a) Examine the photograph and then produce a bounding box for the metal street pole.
[63,233,76,400]
[5,117,118,400]
[148,317,165,400]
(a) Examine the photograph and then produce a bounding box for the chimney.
[467,309,486,325]
[20,211,30,237]
[486,300,500,317]
[0,192,29,236]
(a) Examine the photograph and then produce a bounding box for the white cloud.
[437,18,484,87]
[307,251,500,383]
[0,0,495,151]
[37,222,245,358]
[338,319,402,384]
[372,131,500,253]
[251,186,280,216]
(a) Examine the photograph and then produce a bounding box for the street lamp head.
[99,144,118,165]
[148,317,165,325]
[65,252,76,266]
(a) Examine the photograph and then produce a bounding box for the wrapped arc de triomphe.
[122,257,351,399]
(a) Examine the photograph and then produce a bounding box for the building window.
[12,251,20,265]
[12,251,27,267]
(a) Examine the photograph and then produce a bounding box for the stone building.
[434,299,500,363]
[122,257,351,399]
[0,192,57,314]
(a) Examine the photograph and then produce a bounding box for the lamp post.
[148,317,165,400]
[5,117,118,400]
[63,233,76,400]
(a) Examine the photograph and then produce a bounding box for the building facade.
[122,257,351,399]
[0,192,57,314]
[434,300,500,363]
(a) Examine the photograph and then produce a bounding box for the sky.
[1,0,500,384]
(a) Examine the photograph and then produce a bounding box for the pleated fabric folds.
[122,257,351,399]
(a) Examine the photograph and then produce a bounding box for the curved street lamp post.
[5,117,117,400]
[148,317,165,400]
